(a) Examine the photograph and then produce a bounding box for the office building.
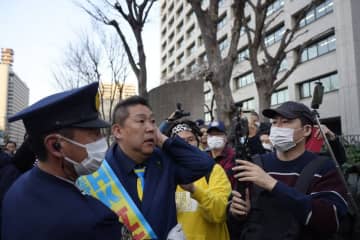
[0,48,29,145]
[159,0,360,135]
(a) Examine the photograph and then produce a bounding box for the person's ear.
[44,134,63,158]
[112,123,123,141]
[303,125,312,138]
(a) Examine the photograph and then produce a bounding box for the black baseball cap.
[262,101,314,125]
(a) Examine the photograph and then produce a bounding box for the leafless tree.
[78,0,157,99]
[188,0,324,123]
[53,29,129,143]
[244,0,323,120]
[187,0,246,126]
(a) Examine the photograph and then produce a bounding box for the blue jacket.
[106,136,214,239]
[2,167,123,240]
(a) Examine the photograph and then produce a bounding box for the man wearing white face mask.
[229,101,349,239]
[207,121,237,189]
[2,82,124,240]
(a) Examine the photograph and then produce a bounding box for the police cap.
[8,82,110,136]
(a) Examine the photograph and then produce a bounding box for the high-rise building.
[99,82,136,121]
[159,0,360,135]
[0,48,29,145]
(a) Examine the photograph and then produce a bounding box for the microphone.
[311,82,324,109]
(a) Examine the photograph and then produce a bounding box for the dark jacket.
[2,167,123,240]
[106,136,214,239]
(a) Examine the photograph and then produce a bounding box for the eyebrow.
[132,113,154,118]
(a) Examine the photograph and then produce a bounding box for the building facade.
[159,0,360,135]
[99,82,136,122]
[0,48,29,145]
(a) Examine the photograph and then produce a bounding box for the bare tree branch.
[79,0,157,98]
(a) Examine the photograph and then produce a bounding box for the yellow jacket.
[175,164,231,240]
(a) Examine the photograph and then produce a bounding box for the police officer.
[1,82,124,240]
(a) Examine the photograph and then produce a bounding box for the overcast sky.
[0,0,160,104]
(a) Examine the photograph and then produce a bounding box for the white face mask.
[207,135,226,150]
[269,126,303,152]
[60,136,107,176]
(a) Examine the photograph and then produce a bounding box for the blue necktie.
[134,166,146,201]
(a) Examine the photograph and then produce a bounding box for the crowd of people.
[0,81,353,240]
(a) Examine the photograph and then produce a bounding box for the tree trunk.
[138,64,148,99]
[257,83,273,122]
[212,69,235,127]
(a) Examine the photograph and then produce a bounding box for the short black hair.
[112,96,152,125]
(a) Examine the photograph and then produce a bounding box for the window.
[267,0,285,16]
[299,72,339,99]
[237,47,249,63]
[301,34,336,62]
[176,4,183,17]
[177,69,185,79]
[161,28,167,37]
[187,25,195,39]
[219,0,226,8]
[177,21,184,33]
[169,2,174,13]
[264,25,285,47]
[162,69,167,78]
[237,98,255,110]
[161,14,167,24]
[161,55,167,64]
[198,36,203,46]
[169,47,175,57]
[240,17,250,36]
[271,88,288,106]
[279,59,288,72]
[161,2,166,12]
[186,10,194,23]
[187,42,196,56]
[204,89,212,101]
[169,31,175,43]
[169,61,175,72]
[199,52,208,65]
[187,60,197,74]
[168,17,175,28]
[201,0,209,9]
[177,53,184,65]
[205,111,212,123]
[177,37,184,49]
[161,41,167,51]
[217,13,227,30]
[234,72,255,89]
[219,36,228,58]
[299,0,333,27]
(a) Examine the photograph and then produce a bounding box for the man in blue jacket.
[84,96,214,239]
[2,82,124,240]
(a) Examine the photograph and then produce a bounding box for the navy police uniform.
[1,82,123,240]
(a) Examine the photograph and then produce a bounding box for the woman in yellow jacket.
[168,120,232,240]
